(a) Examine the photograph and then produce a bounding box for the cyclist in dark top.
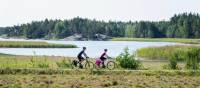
[77,47,89,68]
[99,49,110,68]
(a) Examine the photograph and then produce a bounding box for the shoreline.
[1,37,200,44]
[111,38,200,44]
[0,41,77,48]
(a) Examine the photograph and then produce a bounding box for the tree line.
[0,13,200,39]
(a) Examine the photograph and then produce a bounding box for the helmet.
[83,47,86,49]
[104,49,108,51]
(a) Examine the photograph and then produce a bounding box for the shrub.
[185,48,200,70]
[116,47,141,69]
[168,52,178,69]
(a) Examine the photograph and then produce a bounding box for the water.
[0,39,182,58]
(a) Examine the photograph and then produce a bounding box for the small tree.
[116,47,141,69]
[168,52,178,69]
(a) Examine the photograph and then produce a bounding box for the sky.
[0,0,200,27]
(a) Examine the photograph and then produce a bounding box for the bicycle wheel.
[107,61,116,70]
[84,61,94,69]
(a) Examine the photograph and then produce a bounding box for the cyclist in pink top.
[98,49,110,68]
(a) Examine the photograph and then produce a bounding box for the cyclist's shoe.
[73,60,78,67]
[102,65,106,68]
[79,64,83,69]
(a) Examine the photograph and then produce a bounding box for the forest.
[0,13,200,39]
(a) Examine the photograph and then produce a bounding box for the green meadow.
[0,55,199,88]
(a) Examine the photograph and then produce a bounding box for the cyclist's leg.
[100,57,106,68]
[102,61,106,68]
[78,56,84,68]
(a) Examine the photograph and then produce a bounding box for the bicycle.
[71,57,94,69]
[95,57,116,70]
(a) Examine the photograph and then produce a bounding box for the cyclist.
[77,47,89,68]
[97,49,110,68]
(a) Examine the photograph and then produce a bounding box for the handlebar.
[107,57,113,59]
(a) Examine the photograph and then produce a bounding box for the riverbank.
[112,38,200,44]
[2,37,200,44]
[0,41,77,48]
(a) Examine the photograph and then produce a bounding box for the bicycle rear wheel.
[84,61,94,69]
[107,61,116,70]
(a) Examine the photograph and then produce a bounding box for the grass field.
[0,54,200,87]
[0,41,77,48]
[1,70,200,88]
[0,53,194,70]
[111,38,200,44]
[0,55,73,69]
[0,55,176,70]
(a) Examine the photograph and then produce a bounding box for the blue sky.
[0,0,200,27]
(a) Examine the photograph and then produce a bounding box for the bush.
[116,47,141,69]
[168,52,178,69]
[185,48,200,70]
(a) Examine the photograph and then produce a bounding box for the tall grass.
[161,47,200,70]
[0,56,71,69]
[0,41,77,48]
[56,58,72,68]
[112,38,200,44]
[136,45,199,60]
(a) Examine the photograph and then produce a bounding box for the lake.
[0,39,183,58]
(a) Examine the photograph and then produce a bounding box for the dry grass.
[0,73,200,88]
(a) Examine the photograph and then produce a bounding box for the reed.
[136,45,199,60]
[112,38,200,44]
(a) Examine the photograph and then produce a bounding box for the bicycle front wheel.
[84,61,94,69]
[107,61,116,70]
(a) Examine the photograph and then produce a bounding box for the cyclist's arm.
[104,54,111,59]
[83,52,89,58]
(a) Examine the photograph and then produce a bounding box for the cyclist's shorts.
[95,58,102,66]
[78,56,84,62]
